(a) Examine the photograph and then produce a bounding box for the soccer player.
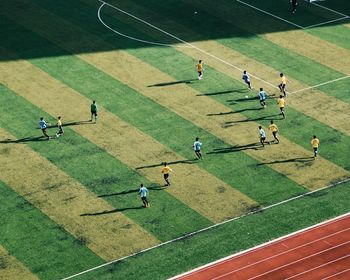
[268,120,280,144]
[161,162,172,186]
[277,95,286,119]
[39,117,51,140]
[56,116,64,138]
[258,88,267,108]
[90,100,98,123]
[259,126,270,147]
[311,135,320,159]
[278,73,288,97]
[291,0,297,13]
[196,60,204,80]
[138,183,149,208]
[242,70,252,90]
[193,137,202,159]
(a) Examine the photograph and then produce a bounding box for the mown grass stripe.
[15,0,350,188]
[0,180,103,280]
[0,246,39,280]
[73,181,350,280]
[0,84,212,240]
[0,16,307,205]
[0,126,159,260]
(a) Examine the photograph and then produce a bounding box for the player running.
[268,120,280,144]
[258,88,267,108]
[90,100,98,123]
[138,183,149,208]
[39,117,51,140]
[311,135,320,159]
[259,126,270,147]
[291,0,297,13]
[196,60,204,80]
[277,95,286,119]
[161,162,172,186]
[193,137,202,159]
[278,73,288,97]
[242,70,253,90]
[56,116,64,138]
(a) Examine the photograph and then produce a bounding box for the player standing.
[196,60,204,80]
[277,95,286,119]
[242,70,253,90]
[161,162,172,186]
[278,73,288,97]
[291,0,297,13]
[268,120,280,144]
[138,183,149,208]
[258,88,267,108]
[56,116,64,138]
[39,117,51,140]
[259,126,270,147]
[311,135,320,159]
[90,100,98,123]
[193,137,202,159]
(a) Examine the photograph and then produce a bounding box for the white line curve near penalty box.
[291,76,350,94]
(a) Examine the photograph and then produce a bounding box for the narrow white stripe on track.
[322,267,350,280]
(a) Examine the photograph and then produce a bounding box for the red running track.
[172,213,350,280]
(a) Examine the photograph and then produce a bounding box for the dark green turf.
[0,17,310,205]
[307,25,350,51]
[74,181,350,280]
[0,180,103,280]
[0,84,212,241]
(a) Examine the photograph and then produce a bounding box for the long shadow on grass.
[148,79,197,87]
[80,206,144,216]
[43,120,94,129]
[256,157,315,165]
[98,186,166,198]
[223,114,282,125]
[207,143,262,154]
[0,136,49,143]
[197,89,247,96]
[207,107,262,116]
[136,159,197,170]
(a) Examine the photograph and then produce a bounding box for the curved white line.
[97,3,192,48]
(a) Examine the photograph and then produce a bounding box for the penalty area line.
[61,177,350,280]
[290,76,350,94]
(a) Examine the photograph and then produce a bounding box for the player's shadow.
[98,186,165,198]
[0,136,49,143]
[207,143,262,154]
[80,206,144,216]
[148,79,197,87]
[197,89,247,96]
[44,120,94,129]
[256,157,315,165]
[223,114,282,125]
[208,108,262,116]
[136,159,197,170]
[226,96,257,104]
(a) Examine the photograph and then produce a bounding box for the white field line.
[236,0,305,29]
[209,228,350,280]
[62,178,350,280]
[309,1,349,18]
[171,212,350,280]
[322,267,350,280]
[98,0,280,91]
[290,76,350,94]
[248,241,350,280]
[304,16,349,29]
[284,254,350,280]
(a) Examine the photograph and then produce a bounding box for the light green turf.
[0,84,212,241]
[0,16,309,205]
[0,180,103,280]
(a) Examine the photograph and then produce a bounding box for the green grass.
[75,181,350,280]
[0,84,212,241]
[0,180,103,280]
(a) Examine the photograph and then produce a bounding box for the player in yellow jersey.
[278,73,288,97]
[311,135,320,159]
[277,95,286,119]
[161,162,172,186]
[268,120,279,144]
[56,116,64,138]
[196,60,204,80]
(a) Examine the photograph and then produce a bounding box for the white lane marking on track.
[322,267,350,280]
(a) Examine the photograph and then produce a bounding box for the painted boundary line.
[171,212,350,280]
[290,76,350,94]
[236,0,349,30]
[323,267,350,280]
[62,178,350,279]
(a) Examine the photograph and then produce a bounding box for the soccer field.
[0,0,350,279]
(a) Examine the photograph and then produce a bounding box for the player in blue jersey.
[259,126,270,147]
[242,70,253,90]
[193,137,202,159]
[39,117,51,140]
[138,183,149,208]
[258,88,267,108]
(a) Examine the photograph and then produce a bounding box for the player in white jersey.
[193,137,202,159]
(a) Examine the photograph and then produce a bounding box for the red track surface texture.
[174,214,350,280]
